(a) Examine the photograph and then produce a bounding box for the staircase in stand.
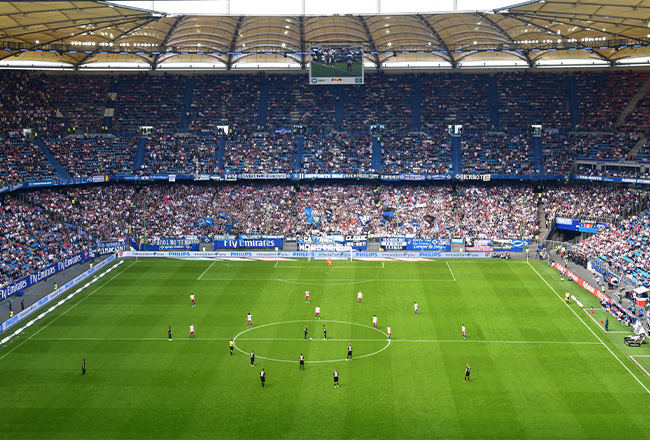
[34,140,70,179]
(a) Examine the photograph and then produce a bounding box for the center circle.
[233,320,391,363]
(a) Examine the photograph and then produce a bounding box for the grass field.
[310,61,362,78]
[1,257,649,439]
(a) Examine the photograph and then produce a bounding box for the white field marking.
[200,277,453,282]
[197,260,216,281]
[630,356,650,378]
[274,261,278,268]
[582,309,632,334]
[382,261,384,269]
[232,319,390,363]
[276,279,373,286]
[273,265,381,269]
[446,261,456,281]
[528,262,650,395]
[0,260,136,363]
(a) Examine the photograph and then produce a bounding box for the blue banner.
[380,237,450,251]
[492,239,529,252]
[97,240,127,255]
[131,237,206,251]
[0,248,95,301]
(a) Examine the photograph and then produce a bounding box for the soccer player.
[461,324,466,339]
[327,256,332,267]
[82,358,86,376]
[304,325,308,340]
[347,343,353,361]
[565,291,570,304]
[387,325,391,341]
[247,313,253,328]
[605,317,609,331]
[315,306,321,319]
[190,324,196,339]
[250,350,255,367]
[299,353,305,370]
[260,369,266,388]
[333,369,339,388]
[464,364,471,382]
[357,291,363,305]
[413,302,419,315]
[323,325,327,339]
[190,293,195,307]
[305,290,310,303]
[372,314,378,329]
[230,339,235,355]
[168,325,172,341]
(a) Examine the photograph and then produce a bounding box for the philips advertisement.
[215,235,284,250]
[0,248,95,301]
[380,238,450,251]
[555,217,609,234]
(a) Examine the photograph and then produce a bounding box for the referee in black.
[168,326,172,341]
[333,369,339,388]
[304,325,308,341]
[82,358,86,376]
[250,350,255,367]
[464,364,471,382]
[299,353,305,370]
[346,343,353,361]
[260,369,266,388]
[323,325,327,340]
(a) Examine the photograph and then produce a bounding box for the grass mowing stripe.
[197,260,216,280]
[0,259,134,364]
[630,356,650,378]
[528,261,650,395]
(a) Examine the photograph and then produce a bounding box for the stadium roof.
[0,0,649,70]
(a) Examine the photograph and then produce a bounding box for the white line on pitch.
[630,356,650,378]
[197,260,216,281]
[528,261,650,395]
[0,260,136,363]
[582,309,631,334]
[199,278,454,282]
[446,261,456,281]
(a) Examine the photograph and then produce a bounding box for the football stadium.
[2,0,650,438]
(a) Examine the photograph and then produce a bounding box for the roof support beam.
[357,16,380,68]
[226,16,245,70]
[152,16,183,69]
[480,13,531,66]
[299,16,306,69]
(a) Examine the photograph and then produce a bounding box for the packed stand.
[575,71,650,131]
[222,133,296,173]
[189,74,262,134]
[113,74,185,134]
[462,133,533,175]
[343,74,412,132]
[26,185,135,242]
[0,71,62,138]
[141,134,218,175]
[0,197,93,286]
[301,133,374,174]
[622,88,650,133]
[420,73,491,132]
[542,185,650,223]
[41,74,109,134]
[265,74,337,131]
[575,164,650,178]
[46,136,137,178]
[543,133,637,175]
[573,213,650,286]
[0,138,57,185]
[381,133,451,175]
[497,72,570,132]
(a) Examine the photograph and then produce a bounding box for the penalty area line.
[527,261,650,395]
[446,261,456,282]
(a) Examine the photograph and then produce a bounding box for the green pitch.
[0,258,648,439]
[310,61,362,78]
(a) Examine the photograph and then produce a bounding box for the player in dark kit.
[230,339,234,355]
[299,353,305,370]
[82,358,86,376]
[260,369,266,388]
[347,343,353,360]
[323,325,327,340]
[168,326,172,341]
[333,369,339,388]
[464,364,471,382]
[304,325,308,340]
[250,350,255,367]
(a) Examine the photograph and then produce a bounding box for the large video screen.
[309,46,364,85]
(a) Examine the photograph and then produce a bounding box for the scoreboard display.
[309,45,364,85]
